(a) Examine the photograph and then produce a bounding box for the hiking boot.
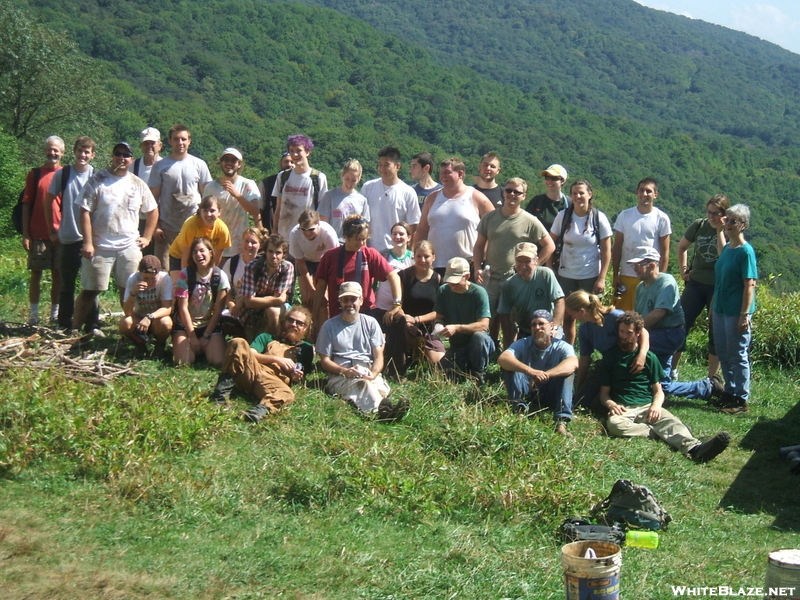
[719,394,748,414]
[709,375,725,400]
[27,316,39,326]
[691,431,731,463]
[242,403,270,423]
[376,397,409,423]
[210,373,235,404]
[554,419,573,437]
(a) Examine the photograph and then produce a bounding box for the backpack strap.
[133,158,141,177]
[310,168,320,210]
[187,266,222,306]
[592,207,601,247]
[60,165,71,197]
[228,254,240,280]
[279,169,291,195]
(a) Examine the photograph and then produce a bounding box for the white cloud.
[729,4,800,52]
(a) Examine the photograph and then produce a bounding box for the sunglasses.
[285,316,307,327]
[544,175,562,181]
[113,151,132,158]
[727,219,745,226]
[300,225,318,232]
[504,188,524,196]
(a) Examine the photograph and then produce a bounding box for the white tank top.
[428,186,479,268]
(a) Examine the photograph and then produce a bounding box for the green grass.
[1,237,799,599]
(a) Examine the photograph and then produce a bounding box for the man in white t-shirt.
[149,124,213,269]
[73,141,159,335]
[203,147,261,261]
[361,146,420,250]
[611,177,671,311]
[272,134,329,245]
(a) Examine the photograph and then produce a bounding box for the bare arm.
[537,233,555,266]
[412,191,436,247]
[139,208,159,249]
[643,308,668,330]
[552,297,565,328]
[611,231,623,287]
[44,192,59,243]
[658,234,670,273]
[438,316,490,338]
[596,236,612,294]
[646,382,665,423]
[273,196,283,234]
[600,385,625,416]
[80,208,94,259]
[472,233,488,284]
[739,278,757,333]
[473,190,495,219]
[576,355,591,390]
[677,236,691,281]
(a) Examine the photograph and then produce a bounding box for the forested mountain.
[8,0,800,290]
[299,0,800,148]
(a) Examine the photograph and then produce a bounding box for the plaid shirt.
[240,256,294,299]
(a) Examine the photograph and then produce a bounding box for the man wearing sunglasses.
[71,142,158,335]
[210,306,314,423]
[472,177,554,347]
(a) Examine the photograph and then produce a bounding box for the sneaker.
[27,316,40,326]
[376,397,409,423]
[670,369,679,381]
[691,431,731,463]
[210,374,235,404]
[554,419,573,437]
[90,328,106,339]
[242,403,270,423]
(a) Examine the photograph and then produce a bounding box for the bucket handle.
[584,548,598,559]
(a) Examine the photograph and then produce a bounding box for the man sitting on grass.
[316,281,408,422]
[498,309,578,436]
[599,311,730,463]
[210,306,314,423]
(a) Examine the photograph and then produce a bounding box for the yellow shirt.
[169,215,232,259]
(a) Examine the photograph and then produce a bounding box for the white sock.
[50,304,59,320]
[30,303,39,318]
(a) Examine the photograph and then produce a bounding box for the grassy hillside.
[6,0,800,290]
[303,0,800,148]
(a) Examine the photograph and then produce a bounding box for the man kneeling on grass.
[210,306,314,423]
[599,311,730,463]
[498,309,578,436]
[316,281,408,422]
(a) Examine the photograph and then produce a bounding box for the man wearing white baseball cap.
[134,127,163,256]
[524,164,570,232]
[316,281,408,422]
[202,147,261,262]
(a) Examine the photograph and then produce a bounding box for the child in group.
[168,196,231,282]
[318,159,371,241]
[119,255,173,351]
[172,237,230,366]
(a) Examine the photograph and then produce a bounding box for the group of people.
[18,129,757,459]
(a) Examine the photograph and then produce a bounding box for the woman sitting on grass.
[172,237,230,366]
[168,196,232,283]
[223,227,266,320]
[119,255,173,352]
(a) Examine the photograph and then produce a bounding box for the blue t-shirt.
[578,308,625,357]
[506,336,576,371]
[713,243,758,316]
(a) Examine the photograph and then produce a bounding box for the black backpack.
[187,266,222,305]
[591,479,672,531]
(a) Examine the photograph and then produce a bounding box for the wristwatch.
[146,313,154,320]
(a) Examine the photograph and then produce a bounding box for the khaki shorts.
[27,239,61,271]
[81,245,142,291]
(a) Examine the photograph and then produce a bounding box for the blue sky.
[633,0,800,55]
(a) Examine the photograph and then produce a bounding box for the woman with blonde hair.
[318,159,370,241]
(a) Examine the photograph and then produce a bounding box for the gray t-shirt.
[49,166,94,244]
[317,187,370,241]
[149,155,212,232]
[634,273,685,329]
[316,313,385,367]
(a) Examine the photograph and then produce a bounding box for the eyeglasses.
[113,151,132,158]
[544,176,562,181]
[285,316,307,327]
[300,225,318,232]
[504,188,524,196]
[727,219,745,226]
[707,209,725,217]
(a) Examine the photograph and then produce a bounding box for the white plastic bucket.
[562,540,622,600]
[765,549,800,599]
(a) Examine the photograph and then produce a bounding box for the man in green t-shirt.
[434,257,495,382]
[599,311,730,463]
[210,306,314,423]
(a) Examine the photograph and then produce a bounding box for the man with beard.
[239,233,295,341]
[498,309,578,436]
[210,306,315,423]
[599,311,730,463]
[72,142,158,335]
[317,282,408,421]
[149,124,213,269]
[497,242,564,345]
[202,147,261,263]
